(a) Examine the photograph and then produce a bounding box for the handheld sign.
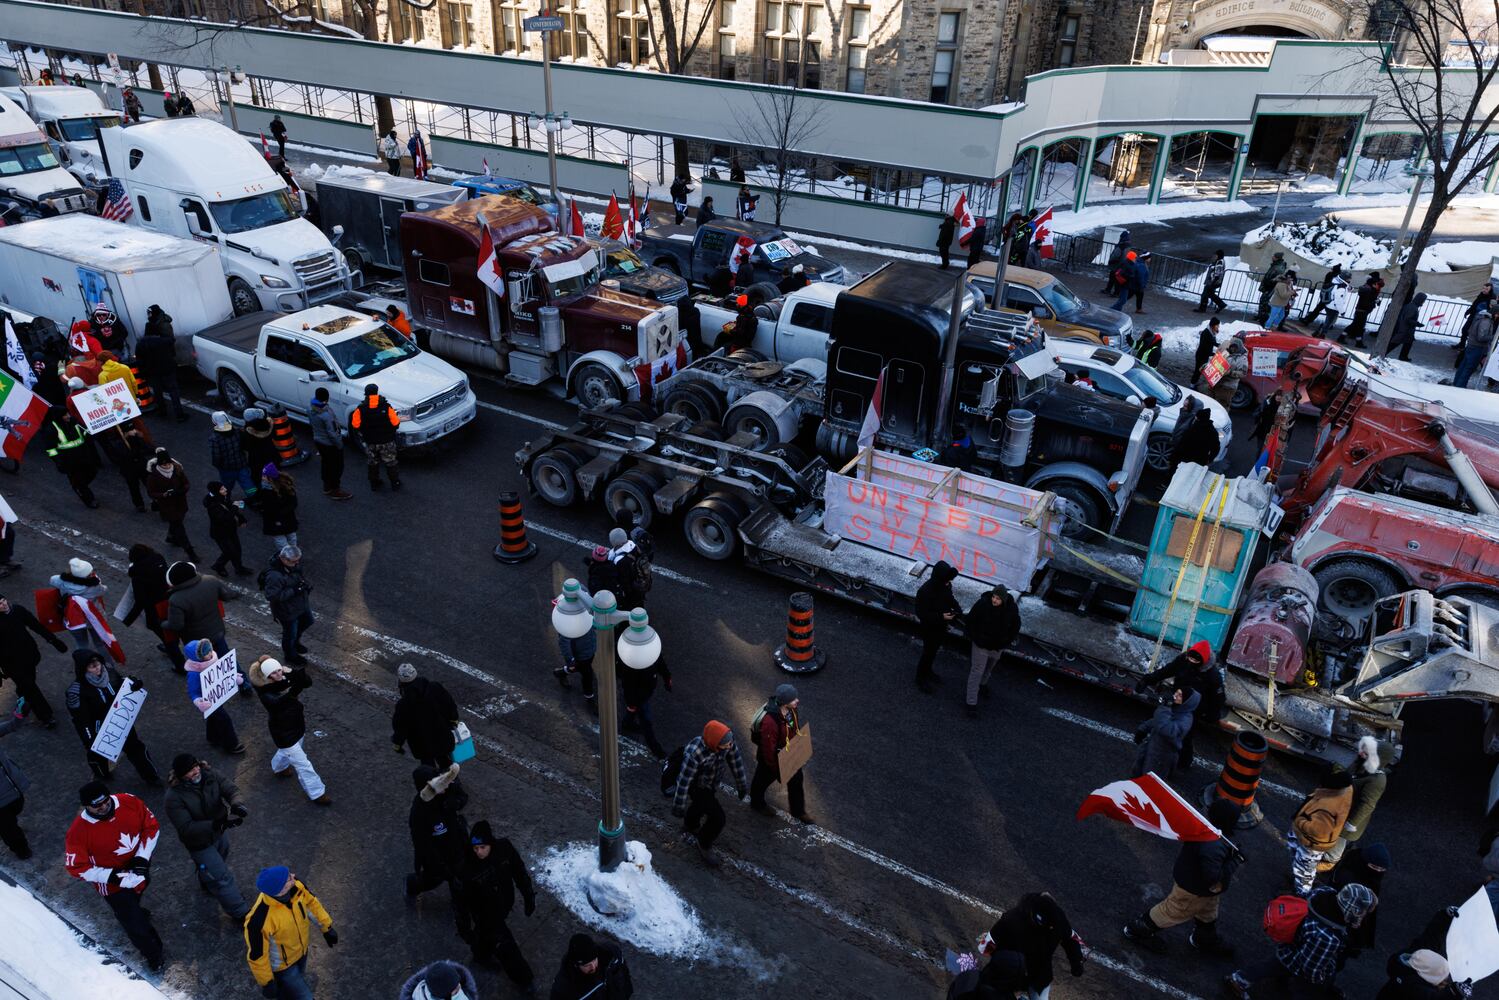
[1200,351,1230,388]
[1250,347,1278,378]
[777,723,813,781]
[197,649,240,718]
[90,677,147,763]
[70,380,141,434]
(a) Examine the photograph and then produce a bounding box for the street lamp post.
[552,580,660,873]
[1388,162,1436,269]
[219,65,245,133]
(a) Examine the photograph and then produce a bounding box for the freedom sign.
[197,649,240,718]
[70,379,141,434]
[90,677,147,763]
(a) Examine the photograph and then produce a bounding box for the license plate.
[443,417,460,433]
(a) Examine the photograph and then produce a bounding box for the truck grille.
[414,382,468,419]
[293,250,341,286]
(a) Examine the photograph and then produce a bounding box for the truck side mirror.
[331,224,345,243]
[310,370,331,382]
[978,374,1000,413]
[179,198,212,238]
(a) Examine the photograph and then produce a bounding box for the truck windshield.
[1123,364,1181,404]
[209,189,300,234]
[325,328,419,379]
[1040,280,1083,317]
[0,142,61,176]
[58,116,119,141]
[544,260,602,299]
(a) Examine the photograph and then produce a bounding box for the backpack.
[1263,895,1309,944]
[660,745,686,796]
[749,698,777,749]
[257,567,271,591]
[628,552,653,596]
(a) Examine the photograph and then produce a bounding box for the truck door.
[259,334,335,415]
[783,300,833,363]
[882,359,925,439]
[379,198,406,268]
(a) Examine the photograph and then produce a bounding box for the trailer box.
[315,173,467,273]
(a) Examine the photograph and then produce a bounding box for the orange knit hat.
[703,720,730,749]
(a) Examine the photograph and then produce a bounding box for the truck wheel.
[227,278,260,317]
[1146,433,1175,473]
[1230,384,1255,411]
[684,492,747,561]
[530,449,582,507]
[217,371,256,414]
[1312,559,1402,623]
[1047,482,1104,538]
[571,362,624,409]
[663,382,725,424]
[342,248,364,275]
[604,470,661,530]
[653,259,681,276]
[723,401,787,450]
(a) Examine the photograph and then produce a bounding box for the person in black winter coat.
[121,544,185,672]
[203,482,249,576]
[392,664,460,767]
[400,961,479,1000]
[1170,402,1222,472]
[619,653,671,758]
[136,308,187,421]
[937,215,957,269]
[248,655,328,804]
[0,717,34,857]
[1192,318,1220,388]
[1124,798,1243,955]
[262,546,313,665]
[1135,640,1223,769]
[0,593,67,726]
[65,649,161,784]
[1376,949,1462,999]
[915,561,961,692]
[551,933,633,1000]
[455,819,538,989]
[988,892,1085,995]
[1386,291,1426,361]
[964,587,1020,717]
[407,763,469,900]
[1134,686,1201,779]
[1342,276,1384,347]
[1332,841,1391,955]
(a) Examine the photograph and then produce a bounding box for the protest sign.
[1447,885,1499,983]
[778,724,813,781]
[90,677,147,762]
[197,649,240,718]
[1251,347,1278,378]
[70,379,141,434]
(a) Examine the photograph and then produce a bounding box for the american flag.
[100,178,133,222]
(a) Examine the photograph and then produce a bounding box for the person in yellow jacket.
[244,865,337,998]
[95,352,140,401]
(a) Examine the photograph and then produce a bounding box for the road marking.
[475,399,566,431]
[1041,707,1298,801]
[523,521,711,589]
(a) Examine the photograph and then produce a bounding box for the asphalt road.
[1,332,1494,1000]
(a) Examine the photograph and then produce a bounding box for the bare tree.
[636,0,719,179]
[734,82,825,225]
[1351,0,1499,354]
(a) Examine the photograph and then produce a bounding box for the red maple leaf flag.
[602,193,625,241]
[857,368,886,451]
[1076,772,1221,842]
[474,212,506,299]
[568,199,586,238]
[952,192,976,248]
[1033,205,1055,260]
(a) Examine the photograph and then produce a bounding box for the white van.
[1,85,120,186]
[0,94,93,220]
[98,117,352,315]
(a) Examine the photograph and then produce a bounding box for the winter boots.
[1123,914,1169,954]
[1189,920,1235,958]
[1126,913,1234,958]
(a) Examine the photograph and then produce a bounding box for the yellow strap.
[1178,478,1232,652]
[1147,473,1222,672]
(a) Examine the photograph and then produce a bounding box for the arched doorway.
[1185,0,1348,47]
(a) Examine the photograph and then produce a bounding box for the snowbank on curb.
[536,841,709,959]
[0,878,170,999]
[302,162,380,183]
[1247,218,1499,273]
[1052,199,1256,235]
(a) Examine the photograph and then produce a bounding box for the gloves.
[323,928,338,946]
[117,871,146,890]
[524,896,536,917]
[262,984,278,998]
[1071,958,1085,977]
[392,743,405,755]
[129,857,151,876]
[230,803,249,818]
[671,805,685,818]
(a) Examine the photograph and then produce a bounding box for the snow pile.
[1314,191,1499,212]
[1419,240,1499,270]
[1051,199,1256,235]
[0,878,171,999]
[1249,217,1497,273]
[302,162,380,182]
[536,841,710,959]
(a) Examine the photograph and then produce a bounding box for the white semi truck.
[1,85,119,187]
[0,92,92,220]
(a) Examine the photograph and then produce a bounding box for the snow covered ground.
[1246,217,1499,272]
[1051,199,1257,236]
[0,877,174,999]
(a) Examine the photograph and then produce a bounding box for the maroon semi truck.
[396,195,685,406]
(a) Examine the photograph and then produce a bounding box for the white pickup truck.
[193,305,477,447]
[693,281,840,364]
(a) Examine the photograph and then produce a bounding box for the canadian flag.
[602,194,625,241]
[625,193,641,248]
[1033,205,1055,260]
[567,199,586,238]
[1076,772,1221,842]
[475,213,506,299]
[857,368,886,451]
[259,133,271,158]
[482,157,492,178]
[728,236,755,276]
[72,595,126,664]
[952,192,977,248]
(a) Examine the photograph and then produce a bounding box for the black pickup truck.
[640,218,847,289]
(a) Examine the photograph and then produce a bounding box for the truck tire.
[684,492,748,561]
[604,470,661,530]
[571,362,624,409]
[1230,384,1256,411]
[1046,482,1104,538]
[1312,558,1402,623]
[653,258,681,276]
[342,247,365,276]
[217,370,256,414]
[746,281,781,304]
[227,278,260,317]
[1146,432,1175,473]
[530,449,582,507]
[663,382,725,424]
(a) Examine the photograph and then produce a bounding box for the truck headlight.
[396,408,414,421]
[260,274,290,289]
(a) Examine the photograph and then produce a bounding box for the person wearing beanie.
[209,410,257,500]
[619,645,671,759]
[64,782,165,970]
[749,683,814,824]
[1324,736,1393,867]
[165,559,231,658]
[249,655,329,805]
[163,753,250,921]
[258,463,300,550]
[914,560,961,692]
[1124,798,1243,957]
[963,586,1021,720]
[1331,841,1390,953]
[96,350,139,400]
[986,892,1085,996]
[146,447,199,562]
[400,960,479,1000]
[240,409,278,490]
[0,591,69,729]
[49,556,111,654]
[1134,639,1225,770]
[136,306,186,421]
[122,543,185,672]
[454,818,538,990]
[605,527,646,611]
[1289,767,1355,895]
[1226,882,1372,998]
[182,638,247,754]
[244,865,336,997]
[1377,948,1461,999]
[406,762,470,901]
[65,648,162,784]
[263,545,314,665]
[350,381,401,490]
[203,480,252,577]
[393,663,461,767]
[550,933,632,1000]
[308,387,351,500]
[671,719,748,867]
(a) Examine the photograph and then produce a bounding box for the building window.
[764,0,822,87]
[718,0,737,79]
[494,1,520,52]
[930,11,960,103]
[555,3,588,58]
[399,2,426,41]
[614,0,652,66]
[444,0,474,48]
[1055,13,1080,67]
[845,4,869,93]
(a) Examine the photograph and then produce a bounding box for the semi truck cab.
[0,93,92,219]
[2,85,120,187]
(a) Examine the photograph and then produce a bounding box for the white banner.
[1447,886,1499,983]
[70,380,141,434]
[89,678,147,763]
[1251,347,1278,378]
[197,649,240,718]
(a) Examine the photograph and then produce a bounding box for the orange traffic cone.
[494,491,538,563]
[268,405,309,467]
[130,364,156,412]
[773,591,826,673]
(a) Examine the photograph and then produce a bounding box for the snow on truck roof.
[107,118,283,198]
[0,94,45,144]
[0,214,215,270]
[12,85,110,118]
